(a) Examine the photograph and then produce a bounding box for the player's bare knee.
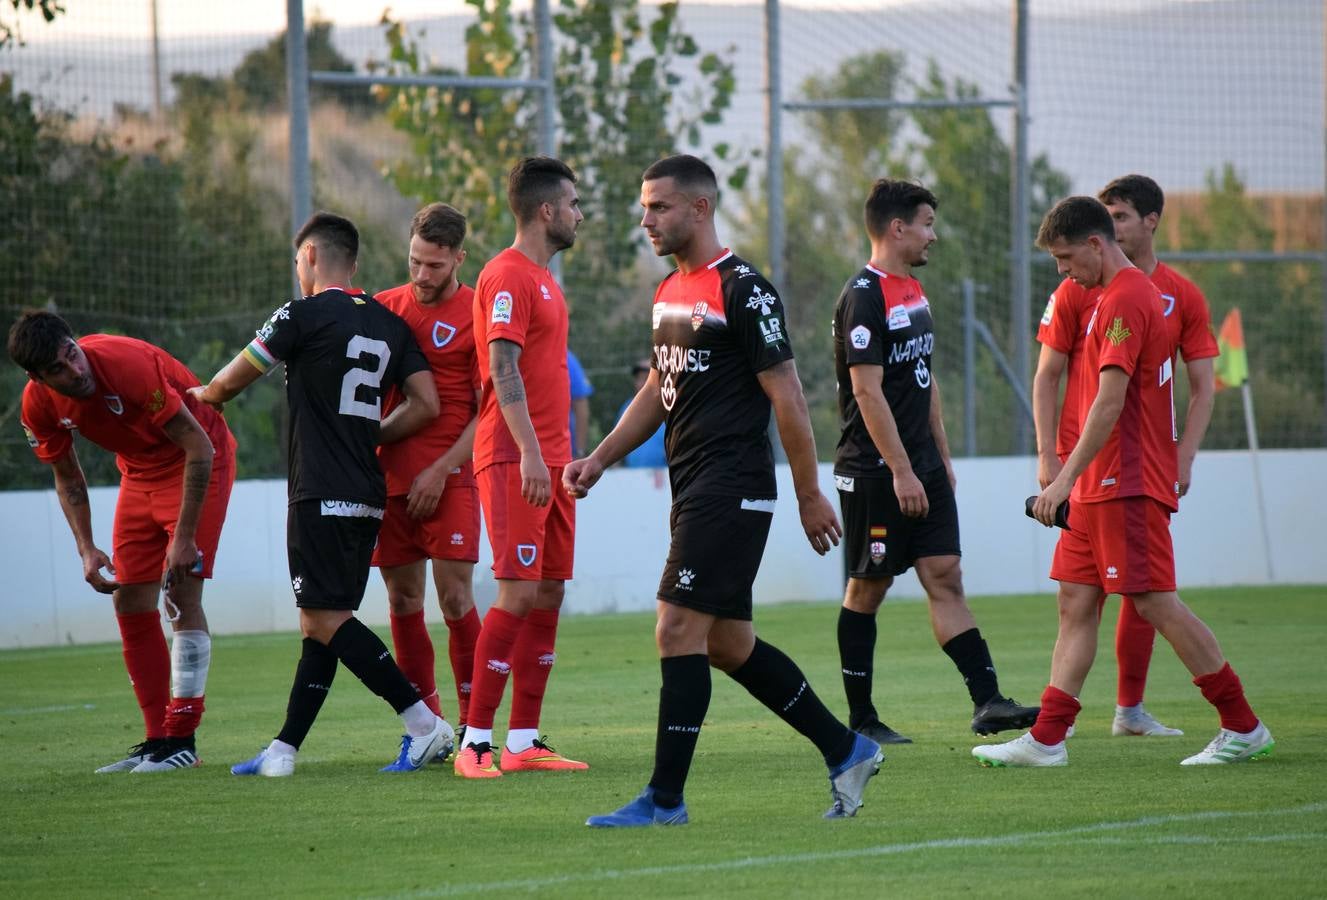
[534,579,565,611]
[387,590,426,617]
[844,576,890,614]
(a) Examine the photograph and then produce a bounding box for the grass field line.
[383,802,1327,898]
[0,702,96,715]
[1064,832,1325,846]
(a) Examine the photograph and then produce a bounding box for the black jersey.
[650,251,794,500]
[832,265,941,478]
[247,287,429,506]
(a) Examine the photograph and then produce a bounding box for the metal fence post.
[286,0,312,260]
[1010,0,1031,454]
[765,0,785,293]
[964,278,977,457]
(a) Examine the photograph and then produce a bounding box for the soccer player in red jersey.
[568,155,880,826]
[373,203,481,736]
[10,311,236,772]
[975,196,1271,767]
[1034,175,1219,737]
[454,157,588,777]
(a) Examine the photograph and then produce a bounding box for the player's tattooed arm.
[50,450,118,593]
[491,339,526,407]
[160,409,215,581]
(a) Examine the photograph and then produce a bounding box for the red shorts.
[112,445,236,584]
[1049,496,1175,593]
[477,462,575,581]
[371,481,480,567]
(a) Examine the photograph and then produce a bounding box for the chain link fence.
[2,0,1322,489]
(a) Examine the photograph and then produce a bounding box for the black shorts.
[836,466,961,578]
[287,499,383,610]
[657,494,774,621]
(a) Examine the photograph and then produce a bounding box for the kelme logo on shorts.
[516,544,537,566]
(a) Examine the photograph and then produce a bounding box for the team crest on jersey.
[869,541,886,564]
[432,321,456,348]
[834,475,854,493]
[1041,295,1056,326]
[691,302,708,331]
[105,395,124,415]
[516,544,537,567]
[887,305,911,331]
[146,389,165,413]
[1159,292,1176,317]
[492,291,514,324]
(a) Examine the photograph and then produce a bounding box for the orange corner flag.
[1213,307,1248,391]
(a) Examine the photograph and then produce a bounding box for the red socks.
[1115,597,1156,707]
[465,607,524,730]
[116,610,170,740]
[389,609,441,716]
[444,607,481,723]
[1030,685,1081,746]
[164,695,206,738]
[1194,662,1259,733]
[509,608,560,730]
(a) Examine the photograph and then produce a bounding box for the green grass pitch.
[2,586,1324,898]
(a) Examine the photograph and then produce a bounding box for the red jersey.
[20,334,234,485]
[472,247,571,470]
[1150,262,1219,363]
[1038,262,1216,458]
[375,282,480,495]
[1073,267,1178,510]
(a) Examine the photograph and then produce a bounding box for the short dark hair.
[864,179,938,239]
[1099,174,1165,220]
[8,310,75,372]
[410,202,467,249]
[294,211,359,265]
[507,156,577,224]
[641,154,719,200]
[1035,196,1116,248]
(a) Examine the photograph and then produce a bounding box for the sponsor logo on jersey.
[1105,565,1119,579]
[759,315,784,346]
[887,305,911,330]
[691,301,708,331]
[538,652,556,667]
[58,417,76,430]
[660,371,677,411]
[105,395,124,415]
[1105,317,1132,346]
[146,389,165,413]
[655,344,711,374]
[540,284,552,301]
[1100,477,1117,487]
[834,475,855,493]
[887,332,934,365]
[652,301,667,329]
[22,424,38,448]
[746,286,777,316]
[1041,295,1056,326]
[291,575,303,595]
[914,357,931,388]
[320,500,386,519]
[450,532,464,546]
[516,543,537,567]
[1160,292,1176,317]
[854,277,871,289]
[734,264,754,278]
[870,541,886,564]
[432,321,456,348]
[850,325,871,350]
[492,291,513,324]
[675,567,696,591]
[486,659,511,674]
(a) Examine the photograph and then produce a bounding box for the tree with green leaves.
[0,0,61,50]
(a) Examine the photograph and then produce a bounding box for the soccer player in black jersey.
[565,155,883,826]
[192,212,455,776]
[832,179,1037,742]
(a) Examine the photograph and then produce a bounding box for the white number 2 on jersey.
[339,335,391,420]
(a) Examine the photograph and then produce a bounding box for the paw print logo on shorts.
[676,568,695,591]
[292,575,303,594]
